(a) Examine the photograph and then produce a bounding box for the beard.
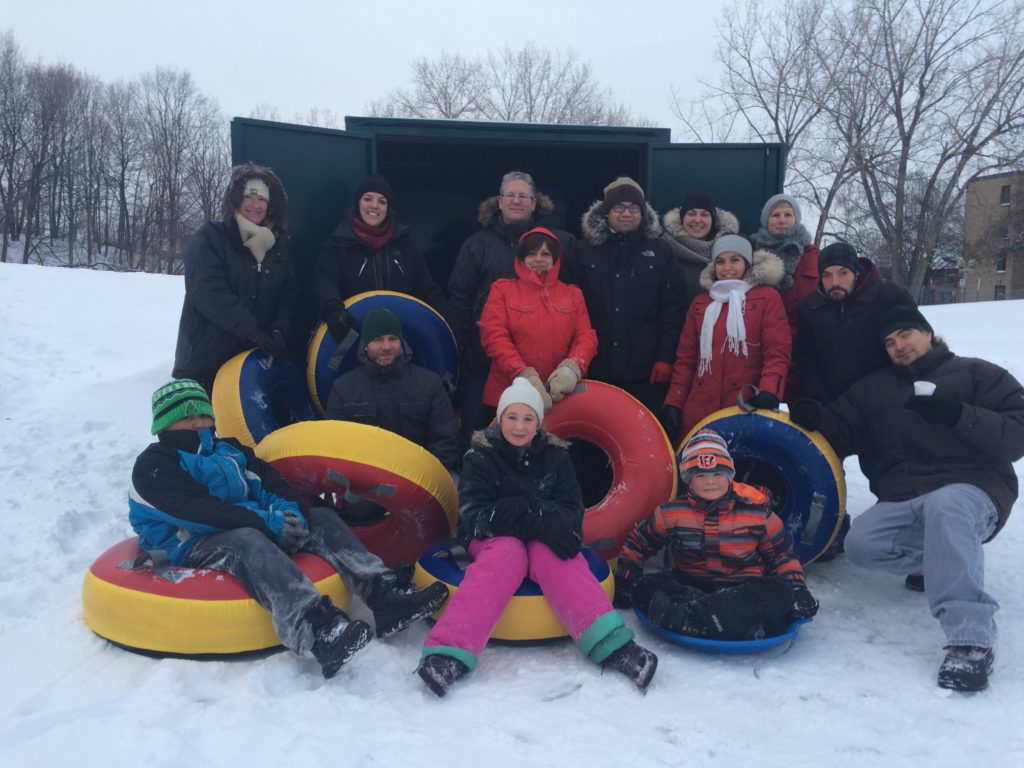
[828,288,850,302]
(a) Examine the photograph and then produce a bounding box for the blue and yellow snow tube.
[682,407,846,563]
[306,291,457,416]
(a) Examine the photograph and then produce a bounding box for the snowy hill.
[1,262,1021,767]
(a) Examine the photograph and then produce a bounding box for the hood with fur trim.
[470,427,571,451]
[221,163,288,230]
[662,207,739,243]
[580,199,663,246]
[698,248,786,291]
[477,192,556,229]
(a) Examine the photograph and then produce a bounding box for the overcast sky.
[4,0,724,136]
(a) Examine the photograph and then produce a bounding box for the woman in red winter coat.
[479,227,598,414]
[662,234,792,444]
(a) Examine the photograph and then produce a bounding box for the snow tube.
[634,606,810,655]
[256,421,457,569]
[544,381,678,559]
[411,539,615,642]
[81,537,350,656]
[306,291,458,416]
[682,407,846,563]
[212,348,317,448]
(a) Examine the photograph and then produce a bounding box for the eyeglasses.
[501,193,534,201]
[611,203,641,214]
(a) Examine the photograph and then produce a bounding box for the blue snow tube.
[306,291,457,416]
[634,606,810,655]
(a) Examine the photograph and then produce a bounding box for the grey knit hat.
[760,193,802,227]
[711,234,753,265]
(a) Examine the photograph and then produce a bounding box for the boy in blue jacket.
[129,379,447,677]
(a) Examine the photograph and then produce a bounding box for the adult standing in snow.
[131,379,449,678]
[661,191,740,312]
[312,173,449,345]
[172,163,297,393]
[789,305,1024,692]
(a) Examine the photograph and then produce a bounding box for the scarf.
[699,279,752,377]
[234,213,276,264]
[749,224,812,291]
[350,217,394,251]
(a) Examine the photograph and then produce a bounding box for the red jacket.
[780,244,820,336]
[664,251,792,439]
[479,258,598,407]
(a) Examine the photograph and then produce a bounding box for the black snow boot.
[417,654,469,697]
[937,646,993,692]
[606,640,658,692]
[368,578,449,638]
[645,588,718,637]
[306,595,373,679]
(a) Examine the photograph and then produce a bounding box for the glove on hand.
[613,560,644,609]
[662,405,682,440]
[251,330,288,360]
[546,359,582,402]
[649,361,672,385]
[749,391,780,411]
[326,305,358,344]
[791,582,819,619]
[905,393,962,427]
[488,496,531,537]
[538,516,582,560]
[789,399,824,431]
[519,367,554,413]
[279,512,310,554]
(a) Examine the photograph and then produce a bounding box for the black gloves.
[749,391,780,411]
[905,393,962,427]
[791,582,819,619]
[662,405,682,439]
[789,399,824,431]
[489,496,531,537]
[613,560,643,609]
[537,516,582,560]
[251,329,288,359]
[325,304,358,344]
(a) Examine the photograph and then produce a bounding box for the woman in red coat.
[662,235,792,444]
[479,227,598,413]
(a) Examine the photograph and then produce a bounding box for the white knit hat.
[242,178,270,201]
[497,377,545,422]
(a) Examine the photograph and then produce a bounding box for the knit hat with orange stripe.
[679,428,735,484]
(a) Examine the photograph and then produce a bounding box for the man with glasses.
[563,177,685,426]
[448,171,575,447]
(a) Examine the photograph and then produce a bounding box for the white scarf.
[234,213,276,265]
[698,278,751,377]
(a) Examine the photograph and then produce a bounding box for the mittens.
[791,582,819,619]
[649,361,672,385]
[905,393,962,427]
[546,359,582,402]
[325,303,357,344]
[251,329,288,359]
[788,399,824,431]
[537,516,582,560]
[519,367,554,414]
[662,405,682,440]
[279,512,310,554]
[749,391,780,411]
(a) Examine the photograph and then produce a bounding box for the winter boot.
[937,646,993,692]
[606,640,658,692]
[646,588,717,637]
[417,654,469,697]
[306,595,373,679]
[368,578,449,638]
[905,573,925,592]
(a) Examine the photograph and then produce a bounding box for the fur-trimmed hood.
[580,199,663,246]
[477,192,556,229]
[662,207,740,243]
[698,248,786,291]
[470,426,571,451]
[221,163,288,230]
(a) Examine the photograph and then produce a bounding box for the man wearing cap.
[173,163,298,393]
[448,171,576,448]
[131,379,449,679]
[789,305,1024,692]
[563,177,685,419]
[326,308,458,471]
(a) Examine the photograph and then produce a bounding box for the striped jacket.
[618,482,805,587]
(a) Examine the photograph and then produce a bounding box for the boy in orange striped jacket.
[614,428,818,639]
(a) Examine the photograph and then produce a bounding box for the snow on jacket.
[478,256,597,407]
[817,343,1024,537]
[448,194,576,372]
[795,257,918,402]
[173,166,297,388]
[312,219,449,320]
[457,428,583,548]
[561,200,686,383]
[129,429,306,565]
[325,343,460,469]
[661,207,740,313]
[664,250,792,437]
[618,481,806,588]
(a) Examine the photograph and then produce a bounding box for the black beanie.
[354,174,393,206]
[878,305,932,342]
[360,308,404,346]
[819,242,860,275]
[679,191,718,233]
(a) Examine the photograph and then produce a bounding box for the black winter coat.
[795,258,917,402]
[312,220,449,319]
[447,194,575,372]
[457,428,583,547]
[325,347,459,470]
[562,201,685,382]
[173,217,297,388]
[818,344,1024,537]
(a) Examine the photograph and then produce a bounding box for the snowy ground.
[1,261,1022,767]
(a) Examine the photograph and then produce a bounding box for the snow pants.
[186,505,392,655]
[422,536,632,670]
[844,483,999,648]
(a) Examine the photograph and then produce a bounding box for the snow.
[1,261,1022,767]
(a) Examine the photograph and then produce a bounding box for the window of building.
[996,253,1007,272]
[994,285,1006,300]
[1000,184,1011,206]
